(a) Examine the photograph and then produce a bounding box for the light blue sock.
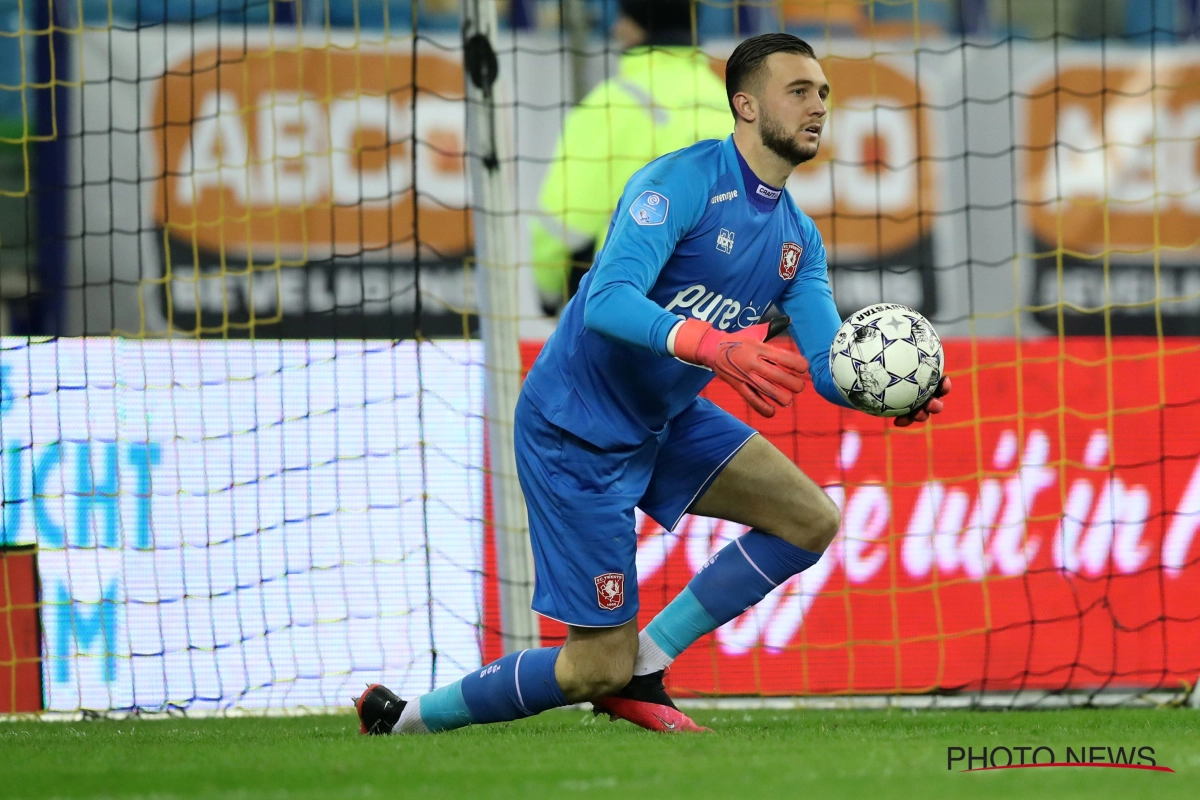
[642,531,821,665]
[409,646,567,733]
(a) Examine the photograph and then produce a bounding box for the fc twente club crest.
[779,242,803,280]
[594,572,625,610]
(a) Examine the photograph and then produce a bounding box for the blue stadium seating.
[1125,0,1180,42]
[92,0,274,27]
[326,1,458,31]
[867,0,953,31]
[0,0,1191,43]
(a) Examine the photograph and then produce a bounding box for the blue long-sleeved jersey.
[522,135,851,449]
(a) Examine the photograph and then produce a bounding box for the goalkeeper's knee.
[771,495,840,553]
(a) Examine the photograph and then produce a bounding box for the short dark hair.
[725,33,817,119]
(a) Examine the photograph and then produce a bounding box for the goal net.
[2,0,489,713]
[2,0,1200,714]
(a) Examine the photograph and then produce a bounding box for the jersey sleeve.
[778,219,854,409]
[582,150,711,356]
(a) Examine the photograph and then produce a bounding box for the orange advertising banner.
[148,40,473,337]
[1025,60,1200,257]
[153,43,471,260]
[1024,55,1200,335]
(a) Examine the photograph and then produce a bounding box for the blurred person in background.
[532,0,732,316]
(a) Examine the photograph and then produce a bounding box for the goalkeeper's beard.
[759,107,819,167]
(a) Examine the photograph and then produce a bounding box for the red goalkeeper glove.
[671,316,809,417]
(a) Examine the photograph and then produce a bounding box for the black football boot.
[355,683,406,735]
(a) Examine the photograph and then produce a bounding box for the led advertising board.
[0,339,483,712]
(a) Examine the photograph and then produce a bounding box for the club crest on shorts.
[779,242,803,280]
[594,572,625,611]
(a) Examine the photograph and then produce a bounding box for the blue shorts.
[514,392,757,627]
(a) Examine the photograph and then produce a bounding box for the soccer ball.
[829,303,944,417]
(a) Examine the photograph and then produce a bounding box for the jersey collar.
[725,136,783,214]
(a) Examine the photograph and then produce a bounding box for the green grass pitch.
[1,708,1198,799]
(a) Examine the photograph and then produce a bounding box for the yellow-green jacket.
[531,46,732,313]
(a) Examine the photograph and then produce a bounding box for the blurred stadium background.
[2,0,1200,717]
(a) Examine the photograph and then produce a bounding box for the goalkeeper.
[358,33,950,735]
[532,0,731,315]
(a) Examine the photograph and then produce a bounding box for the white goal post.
[461,0,541,654]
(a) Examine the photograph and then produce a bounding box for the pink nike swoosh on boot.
[592,696,711,733]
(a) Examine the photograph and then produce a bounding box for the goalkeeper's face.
[755,53,829,167]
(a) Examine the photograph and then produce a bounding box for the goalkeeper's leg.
[358,621,637,734]
[358,393,663,734]
[633,432,839,678]
[590,402,837,726]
